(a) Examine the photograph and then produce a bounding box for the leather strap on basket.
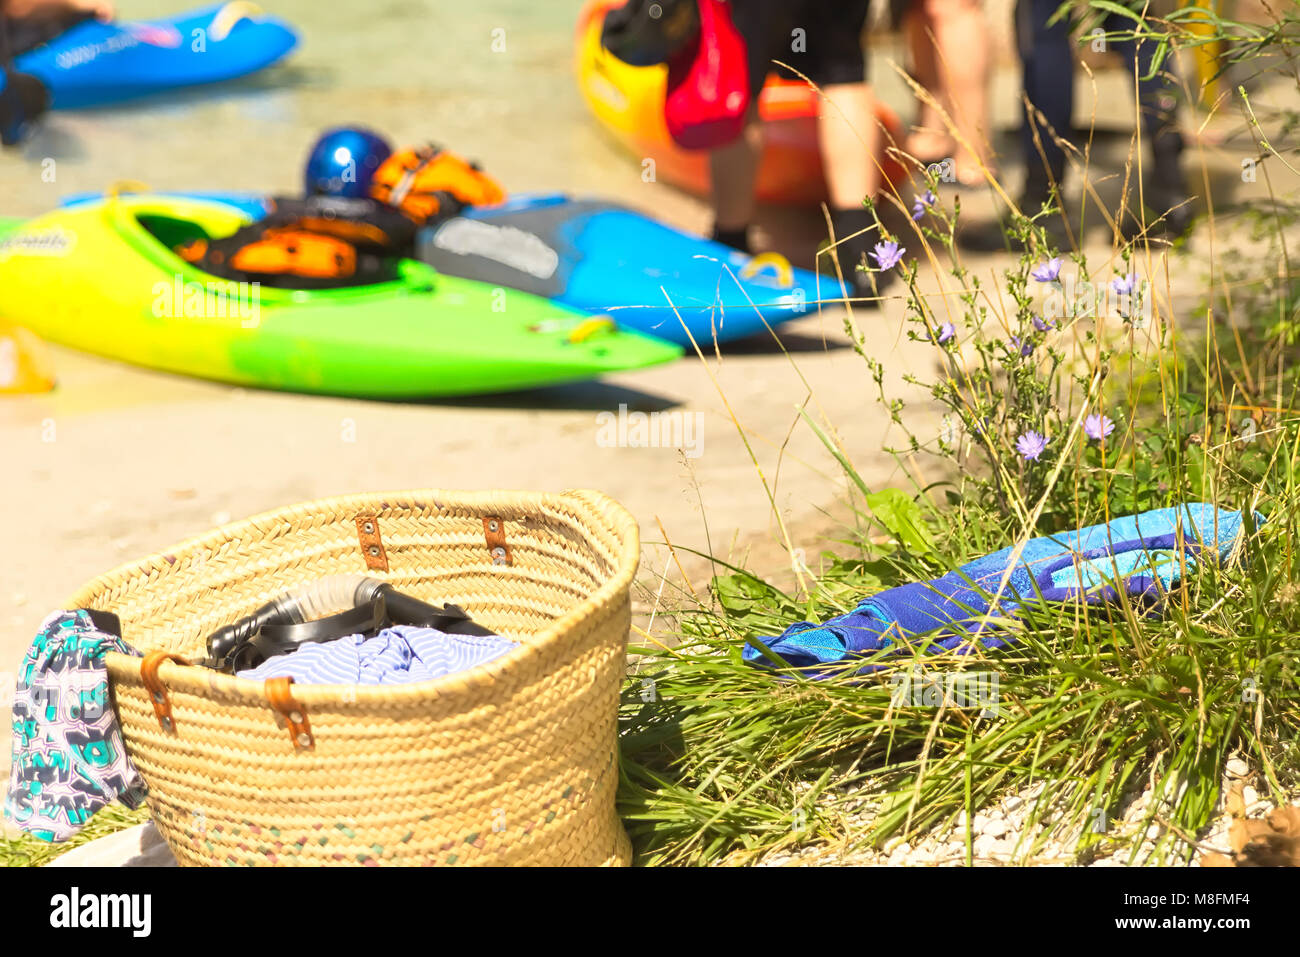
[265,677,314,751]
[483,516,512,566]
[356,513,388,571]
[139,651,190,734]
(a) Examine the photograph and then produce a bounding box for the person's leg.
[798,0,908,297]
[902,0,955,162]
[708,102,764,250]
[957,0,1073,251]
[705,0,781,252]
[818,82,881,210]
[925,0,994,183]
[1108,13,1191,236]
[1018,0,1074,198]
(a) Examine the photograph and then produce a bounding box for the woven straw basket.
[72,489,637,866]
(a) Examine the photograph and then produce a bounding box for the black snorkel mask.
[204,574,497,674]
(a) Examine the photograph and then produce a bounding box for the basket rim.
[79,487,639,706]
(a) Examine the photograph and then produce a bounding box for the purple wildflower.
[936,322,955,344]
[1110,273,1138,297]
[1010,335,1034,357]
[1016,431,1049,461]
[1084,413,1116,441]
[1032,315,1055,332]
[911,190,937,221]
[871,240,906,271]
[1031,257,1063,283]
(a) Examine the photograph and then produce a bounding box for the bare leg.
[817,82,882,208]
[926,0,994,183]
[902,4,955,161]
[709,103,764,234]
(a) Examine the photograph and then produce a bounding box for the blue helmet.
[303,127,393,198]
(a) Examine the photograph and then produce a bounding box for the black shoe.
[1120,182,1195,243]
[811,247,895,309]
[957,186,1072,253]
[851,261,897,307]
[709,224,752,255]
[824,205,908,309]
[0,70,48,147]
[1121,130,1195,243]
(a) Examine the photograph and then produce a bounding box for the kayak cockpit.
[137,212,215,251]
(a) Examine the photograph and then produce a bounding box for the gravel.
[758,752,1299,867]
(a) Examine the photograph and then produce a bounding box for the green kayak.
[0,195,680,397]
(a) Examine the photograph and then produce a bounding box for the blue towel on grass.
[744,504,1259,673]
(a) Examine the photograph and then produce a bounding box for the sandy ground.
[0,299,938,649]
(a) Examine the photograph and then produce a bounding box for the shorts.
[729,0,871,91]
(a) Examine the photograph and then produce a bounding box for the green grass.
[1,804,150,867]
[617,484,1300,865]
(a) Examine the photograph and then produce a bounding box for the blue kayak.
[422,193,827,346]
[16,3,298,109]
[61,190,827,345]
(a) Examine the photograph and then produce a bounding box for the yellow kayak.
[0,194,681,398]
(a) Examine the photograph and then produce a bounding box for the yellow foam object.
[740,252,794,288]
[0,323,56,393]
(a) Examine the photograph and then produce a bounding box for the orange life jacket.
[369,145,506,224]
[229,228,357,279]
[176,197,411,288]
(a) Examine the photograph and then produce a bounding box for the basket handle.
[139,651,190,734]
[265,677,314,751]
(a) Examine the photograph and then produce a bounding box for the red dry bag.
[664,0,750,150]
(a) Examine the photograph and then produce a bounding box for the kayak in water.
[0,194,680,398]
[12,2,297,109]
[63,189,839,347]
[574,0,907,206]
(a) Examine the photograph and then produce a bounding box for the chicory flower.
[1016,431,1049,460]
[1110,273,1138,297]
[911,190,937,221]
[1084,413,1116,441]
[1031,257,1063,283]
[871,240,906,271]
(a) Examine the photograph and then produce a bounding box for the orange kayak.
[575,0,908,206]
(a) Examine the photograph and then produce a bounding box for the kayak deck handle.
[106,180,152,199]
[740,252,794,288]
[568,316,617,344]
[210,1,265,42]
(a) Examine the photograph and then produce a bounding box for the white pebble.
[1242,786,1259,806]
[1226,758,1249,777]
[984,818,1009,839]
[909,842,936,860]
